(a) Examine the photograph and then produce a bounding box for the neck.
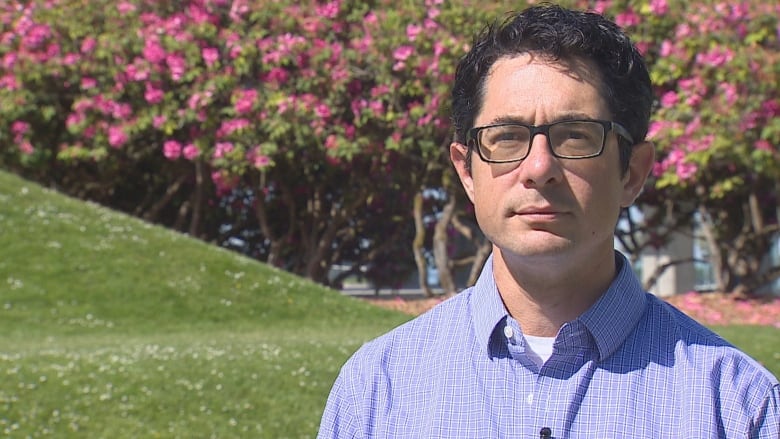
[492,247,617,337]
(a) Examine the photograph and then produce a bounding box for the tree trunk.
[188,160,204,237]
[412,191,433,297]
[698,206,729,292]
[467,239,492,286]
[433,194,457,294]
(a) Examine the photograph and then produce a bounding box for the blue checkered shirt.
[319,253,780,438]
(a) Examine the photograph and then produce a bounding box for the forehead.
[477,53,610,124]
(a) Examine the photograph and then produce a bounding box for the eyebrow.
[486,111,598,125]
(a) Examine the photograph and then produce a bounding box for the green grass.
[710,325,780,378]
[0,170,410,437]
[0,170,777,437]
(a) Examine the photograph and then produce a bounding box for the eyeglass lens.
[478,121,605,161]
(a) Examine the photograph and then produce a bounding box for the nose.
[517,132,563,187]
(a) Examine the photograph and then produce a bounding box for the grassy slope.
[0,170,411,437]
[0,171,776,437]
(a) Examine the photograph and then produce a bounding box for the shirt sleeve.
[753,384,780,439]
[317,365,363,439]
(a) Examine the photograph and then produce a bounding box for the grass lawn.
[0,170,777,437]
[0,170,410,437]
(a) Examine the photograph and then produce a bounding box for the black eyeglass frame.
[466,119,635,163]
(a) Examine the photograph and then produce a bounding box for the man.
[319,5,780,437]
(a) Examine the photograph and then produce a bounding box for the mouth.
[512,206,568,222]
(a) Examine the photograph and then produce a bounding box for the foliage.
[603,0,780,293]
[1,0,778,293]
[0,169,411,437]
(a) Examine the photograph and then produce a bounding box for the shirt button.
[503,325,514,339]
[526,393,534,405]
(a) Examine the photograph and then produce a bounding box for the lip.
[512,206,569,224]
[515,206,563,215]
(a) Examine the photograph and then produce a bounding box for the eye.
[483,126,529,146]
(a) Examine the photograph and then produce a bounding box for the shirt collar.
[470,254,510,355]
[470,251,647,361]
[577,252,647,361]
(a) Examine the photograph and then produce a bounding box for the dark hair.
[451,4,653,173]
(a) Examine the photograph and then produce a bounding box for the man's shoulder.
[342,290,475,373]
[641,293,779,387]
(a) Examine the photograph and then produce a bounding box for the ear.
[620,141,655,207]
[450,142,476,204]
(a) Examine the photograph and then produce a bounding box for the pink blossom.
[660,91,678,108]
[111,102,133,119]
[369,100,384,117]
[211,171,237,196]
[676,161,698,181]
[142,39,166,64]
[66,112,84,130]
[166,54,187,81]
[229,0,249,21]
[125,62,149,81]
[615,8,640,28]
[251,152,270,168]
[652,161,666,177]
[687,134,714,152]
[19,140,34,155]
[22,24,51,50]
[315,103,332,119]
[163,140,182,159]
[754,139,773,152]
[11,121,30,136]
[344,124,356,139]
[80,37,96,54]
[364,11,378,25]
[352,33,373,54]
[217,118,250,137]
[264,67,289,85]
[202,47,219,67]
[301,17,322,33]
[325,134,338,149]
[63,53,80,65]
[188,4,213,24]
[2,52,16,69]
[649,0,669,15]
[316,1,340,18]
[393,45,414,61]
[108,126,128,148]
[761,99,780,118]
[213,142,234,159]
[592,0,612,14]
[634,41,650,56]
[667,148,686,164]
[144,82,164,104]
[719,82,738,105]
[234,89,257,115]
[80,77,97,90]
[117,1,136,14]
[183,143,200,160]
[331,67,349,83]
[696,46,734,68]
[153,115,167,128]
[406,24,422,41]
[675,23,693,39]
[659,40,674,57]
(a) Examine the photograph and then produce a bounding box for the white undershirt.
[524,334,556,367]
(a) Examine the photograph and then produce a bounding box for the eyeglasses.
[466,119,634,163]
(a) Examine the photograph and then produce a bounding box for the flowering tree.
[0,0,483,286]
[600,0,780,293]
[2,0,778,294]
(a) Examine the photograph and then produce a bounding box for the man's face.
[451,54,652,271]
